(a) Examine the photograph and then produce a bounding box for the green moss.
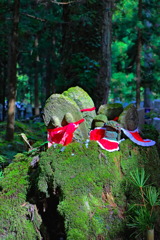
[37,141,127,239]
[98,103,123,120]
[1,134,159,239]
[0,153,42,240]
[62,86,96,132]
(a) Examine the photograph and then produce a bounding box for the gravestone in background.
[152,117,160,132]
[137,108,145,130]
[144,87,153,110]
[118,104,139,131]
[153,99,160,114]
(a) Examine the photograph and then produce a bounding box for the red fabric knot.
[47,118,85,147]
[80,107,96,112]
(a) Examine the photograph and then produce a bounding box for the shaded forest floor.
[0,120,47,171]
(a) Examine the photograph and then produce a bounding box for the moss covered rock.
[0,153,42,240]
[118,104,138,131]
[63,86,96,132]
[1,139,159,240]
[92,114,108,128]
[98,103,123,121]
[36,140,160,239]
[43,93,88,141]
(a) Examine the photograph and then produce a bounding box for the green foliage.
[127,168,160,238]
[36,141,125,239]
[127,207,155,238]
[0,153,42,239]
[0,130,159,239]
[130,168,149,188]
[111,0,160,102]
[142,124,159,142]
[0,121,46,160]
[110,72,135,102]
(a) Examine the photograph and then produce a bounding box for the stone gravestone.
[153,99,160,114]
[118,104,139,131]
[137,108,145,130]
[62,86,96,132]
[152,117,160,132]
[26,103,33,119]
[98,103,123,121]
[43,93,88,142]
[20,103,25,119]
[144,87,153,111]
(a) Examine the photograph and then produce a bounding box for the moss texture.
[43,93,88,140]
[62,86,96,131]
[98,103,123,120]
[118,104,138,131]
[0,153,42,240]
[0,140,159,240]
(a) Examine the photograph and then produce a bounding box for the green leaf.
[145,186,160,207]
[130,168,149,188]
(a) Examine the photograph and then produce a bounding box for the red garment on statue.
[121,128,155,146]
[47,119,85,147]
[90,128,120,152]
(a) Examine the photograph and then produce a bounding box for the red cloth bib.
[90,128,120,152]
[121,128,155,146]
[47,119,85,147]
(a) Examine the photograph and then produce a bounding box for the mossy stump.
[0,141,159,240]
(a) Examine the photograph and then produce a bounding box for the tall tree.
[6,0,20,141]
[136,0,142,109]
[95,0,114,109]
[34,35,40,116]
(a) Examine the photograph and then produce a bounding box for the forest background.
[0,0,160,141]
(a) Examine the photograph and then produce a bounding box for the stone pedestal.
[152,117,160,132]
[153,100,160,114]
[137,108,145,130]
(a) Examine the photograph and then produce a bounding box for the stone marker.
[43,93,88,141]
[137,108,145,130]
[118,104,139,131]
[98,103,123,120]
[152,117,160,132]
[144,87,153,110]
[62,86,96,132]
[92,114,108,128]
[26,103,33,119]
[153,99,160,114]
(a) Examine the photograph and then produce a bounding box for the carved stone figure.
[43,93,88,141]
[118,104,139,131]
[63,86,96,132]
[98,103,123,120]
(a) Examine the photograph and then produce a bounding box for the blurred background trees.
[0,0,160,140]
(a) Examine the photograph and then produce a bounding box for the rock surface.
[118,103,139,130]
[1,140,160,240]
[63,86,96,132]
[43,93,88,141]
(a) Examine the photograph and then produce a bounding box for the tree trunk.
[95,0,114,109]
[34,36,40,116]
[45,56,52,99]
[136,0,142,109]
[6,0,20,141]
[2,66,7,121]
[34,61,40,116]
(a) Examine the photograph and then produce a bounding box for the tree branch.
[50,0,83,5]
[21,12,46,22]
